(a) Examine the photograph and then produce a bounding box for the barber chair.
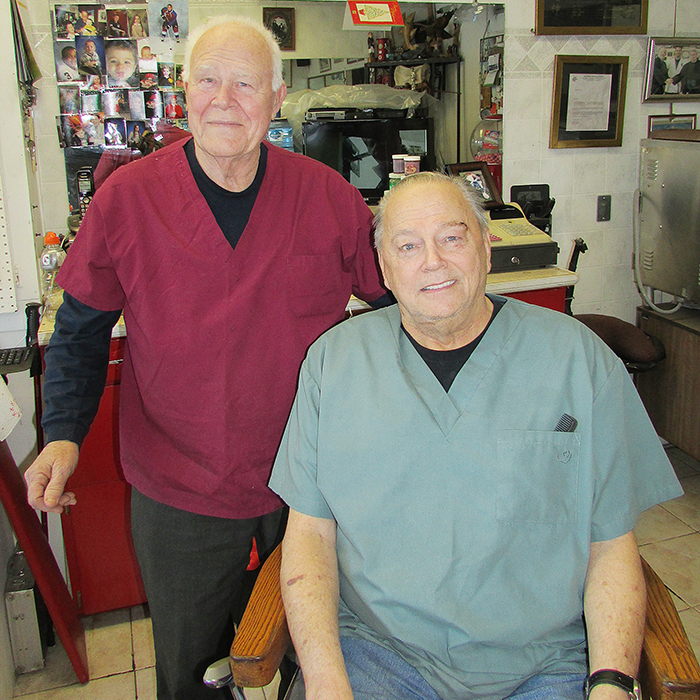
[566,239,666,374]
[205,542,700,700]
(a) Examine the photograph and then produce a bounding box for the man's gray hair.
[373,171,491,249]
[182,16,284,91]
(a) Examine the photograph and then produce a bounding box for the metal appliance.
[638,137,700,305]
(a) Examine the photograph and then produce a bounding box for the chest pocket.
[496,430,580,524]
[286,253,345,317]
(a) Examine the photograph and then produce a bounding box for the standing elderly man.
[25,17,388,700]
[269,172,682,700]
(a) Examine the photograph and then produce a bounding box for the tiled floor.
[11,445,700,699]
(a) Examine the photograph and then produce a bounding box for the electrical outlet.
[597,195,611,222]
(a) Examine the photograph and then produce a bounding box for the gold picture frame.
[550,55,629,149]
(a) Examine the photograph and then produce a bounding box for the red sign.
[347,1,403,25]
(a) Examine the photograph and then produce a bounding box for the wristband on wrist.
[584,670,641,700]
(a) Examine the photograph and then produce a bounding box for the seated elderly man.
[269,172,683,700]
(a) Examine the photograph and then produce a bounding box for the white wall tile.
[506,159,542,187]
[647,0,678,34]
[675,0,700,35]
[604,154,639,193]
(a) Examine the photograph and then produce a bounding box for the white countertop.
[40,267,578,342]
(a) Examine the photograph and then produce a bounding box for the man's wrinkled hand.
[24,440,79,513]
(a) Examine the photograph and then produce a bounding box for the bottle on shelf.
[39,231,66,300]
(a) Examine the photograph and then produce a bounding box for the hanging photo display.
[51,2,188,150]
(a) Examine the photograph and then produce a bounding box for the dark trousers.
[131,488,288,700]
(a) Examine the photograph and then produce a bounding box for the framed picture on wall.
[643,38,700,101]
[647,113,697,136]
[550,55,629,149]
[324,71,345,87]
[446,162,503,207]
[263,7,295,50]
[535,0,648,35]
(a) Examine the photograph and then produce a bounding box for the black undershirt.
[183,138,266,250]
[404,298,505,392]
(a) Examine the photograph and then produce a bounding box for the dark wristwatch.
[584,670,641,700]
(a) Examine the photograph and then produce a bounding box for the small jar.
[403,155,421,175]
[388,173,404,189]
[392,154,408,173]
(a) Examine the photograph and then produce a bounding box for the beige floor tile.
[84,609,134,679]
[640,533,700,606]
[635,504,694,545]
[16,672,135,699]
[670,589,690,613]
[667,447,700,475]
[679,607,700,662]
[245,688,266,700]
[12,641,80,697]
[135,666,156,700]
[131,606,155,670]
[663,474,700,532]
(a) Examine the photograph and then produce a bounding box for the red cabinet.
[59,338,146,615]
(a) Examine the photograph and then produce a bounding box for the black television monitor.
[302,117,435,205]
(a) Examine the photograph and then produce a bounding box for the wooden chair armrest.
[230,543,290,688]
[228,550,700,697]
[640,557,700,700]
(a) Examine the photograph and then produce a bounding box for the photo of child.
[126,121,146,148]
[148,0,188,43]
[59,85,80,114]
[128,91,146,120]
[158,61,174,87]
[77,35,104,76]
[107,9,128,37]
[163,91,185,119]
[81,90,101,113]
[105,39,139,88]
[54,5,79,39]
[105,118,126,146]
[128,11,148,38]
[59,113,103,147]
[102,89,129,117]
[54,43,81,82]
[74,7,99,36]
[144,89,163,119]
[140,72,157,89]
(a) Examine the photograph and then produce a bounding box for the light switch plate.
[597,195,611,222]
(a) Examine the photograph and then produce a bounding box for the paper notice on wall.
[0,380,21,441]
[565,73,612,132]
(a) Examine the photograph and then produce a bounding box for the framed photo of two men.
[644,38,700,101]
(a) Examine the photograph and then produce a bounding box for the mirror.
[51,1,505,211]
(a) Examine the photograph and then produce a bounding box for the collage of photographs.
[53,2,188,148]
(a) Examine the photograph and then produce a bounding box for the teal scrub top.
[269,297,682,700]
